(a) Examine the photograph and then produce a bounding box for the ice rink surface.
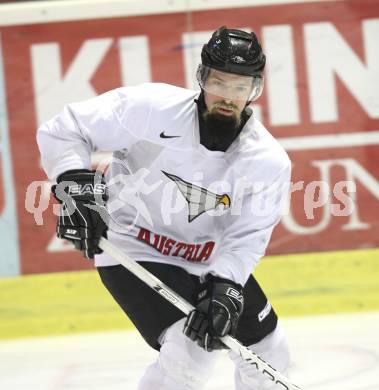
[0,311,378,390]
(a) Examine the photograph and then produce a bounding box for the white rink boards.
[0,312,378,390]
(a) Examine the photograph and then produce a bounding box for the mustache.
[212,102,239,111]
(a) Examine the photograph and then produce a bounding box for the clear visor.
[196,65,264,102]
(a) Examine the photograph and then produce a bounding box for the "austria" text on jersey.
[137,228,215,263]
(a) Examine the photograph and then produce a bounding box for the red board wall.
[1,0,378,274]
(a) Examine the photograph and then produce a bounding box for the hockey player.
[37,26,291,389]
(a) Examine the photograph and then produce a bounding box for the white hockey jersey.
[37,83,291,285]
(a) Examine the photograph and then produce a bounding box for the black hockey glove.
[183,274,244,352]
[52,169,108,259]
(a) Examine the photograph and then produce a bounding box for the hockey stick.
[98,237,302,390]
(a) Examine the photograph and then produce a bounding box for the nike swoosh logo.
[160,131,181,139]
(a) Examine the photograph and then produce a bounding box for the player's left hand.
[183,274,244,352]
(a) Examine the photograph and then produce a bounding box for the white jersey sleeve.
[36,86,152,180]
[202,161,291,285]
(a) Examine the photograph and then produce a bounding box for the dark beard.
[200,110,241,152]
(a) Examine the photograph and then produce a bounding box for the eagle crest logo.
[162,171,231,222]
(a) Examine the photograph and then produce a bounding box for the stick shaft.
[98,237,302,390]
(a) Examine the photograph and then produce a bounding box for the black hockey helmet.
[197,26,265,101]
[201,26,266,77]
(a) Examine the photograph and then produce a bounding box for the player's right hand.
[52,169,109,259]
